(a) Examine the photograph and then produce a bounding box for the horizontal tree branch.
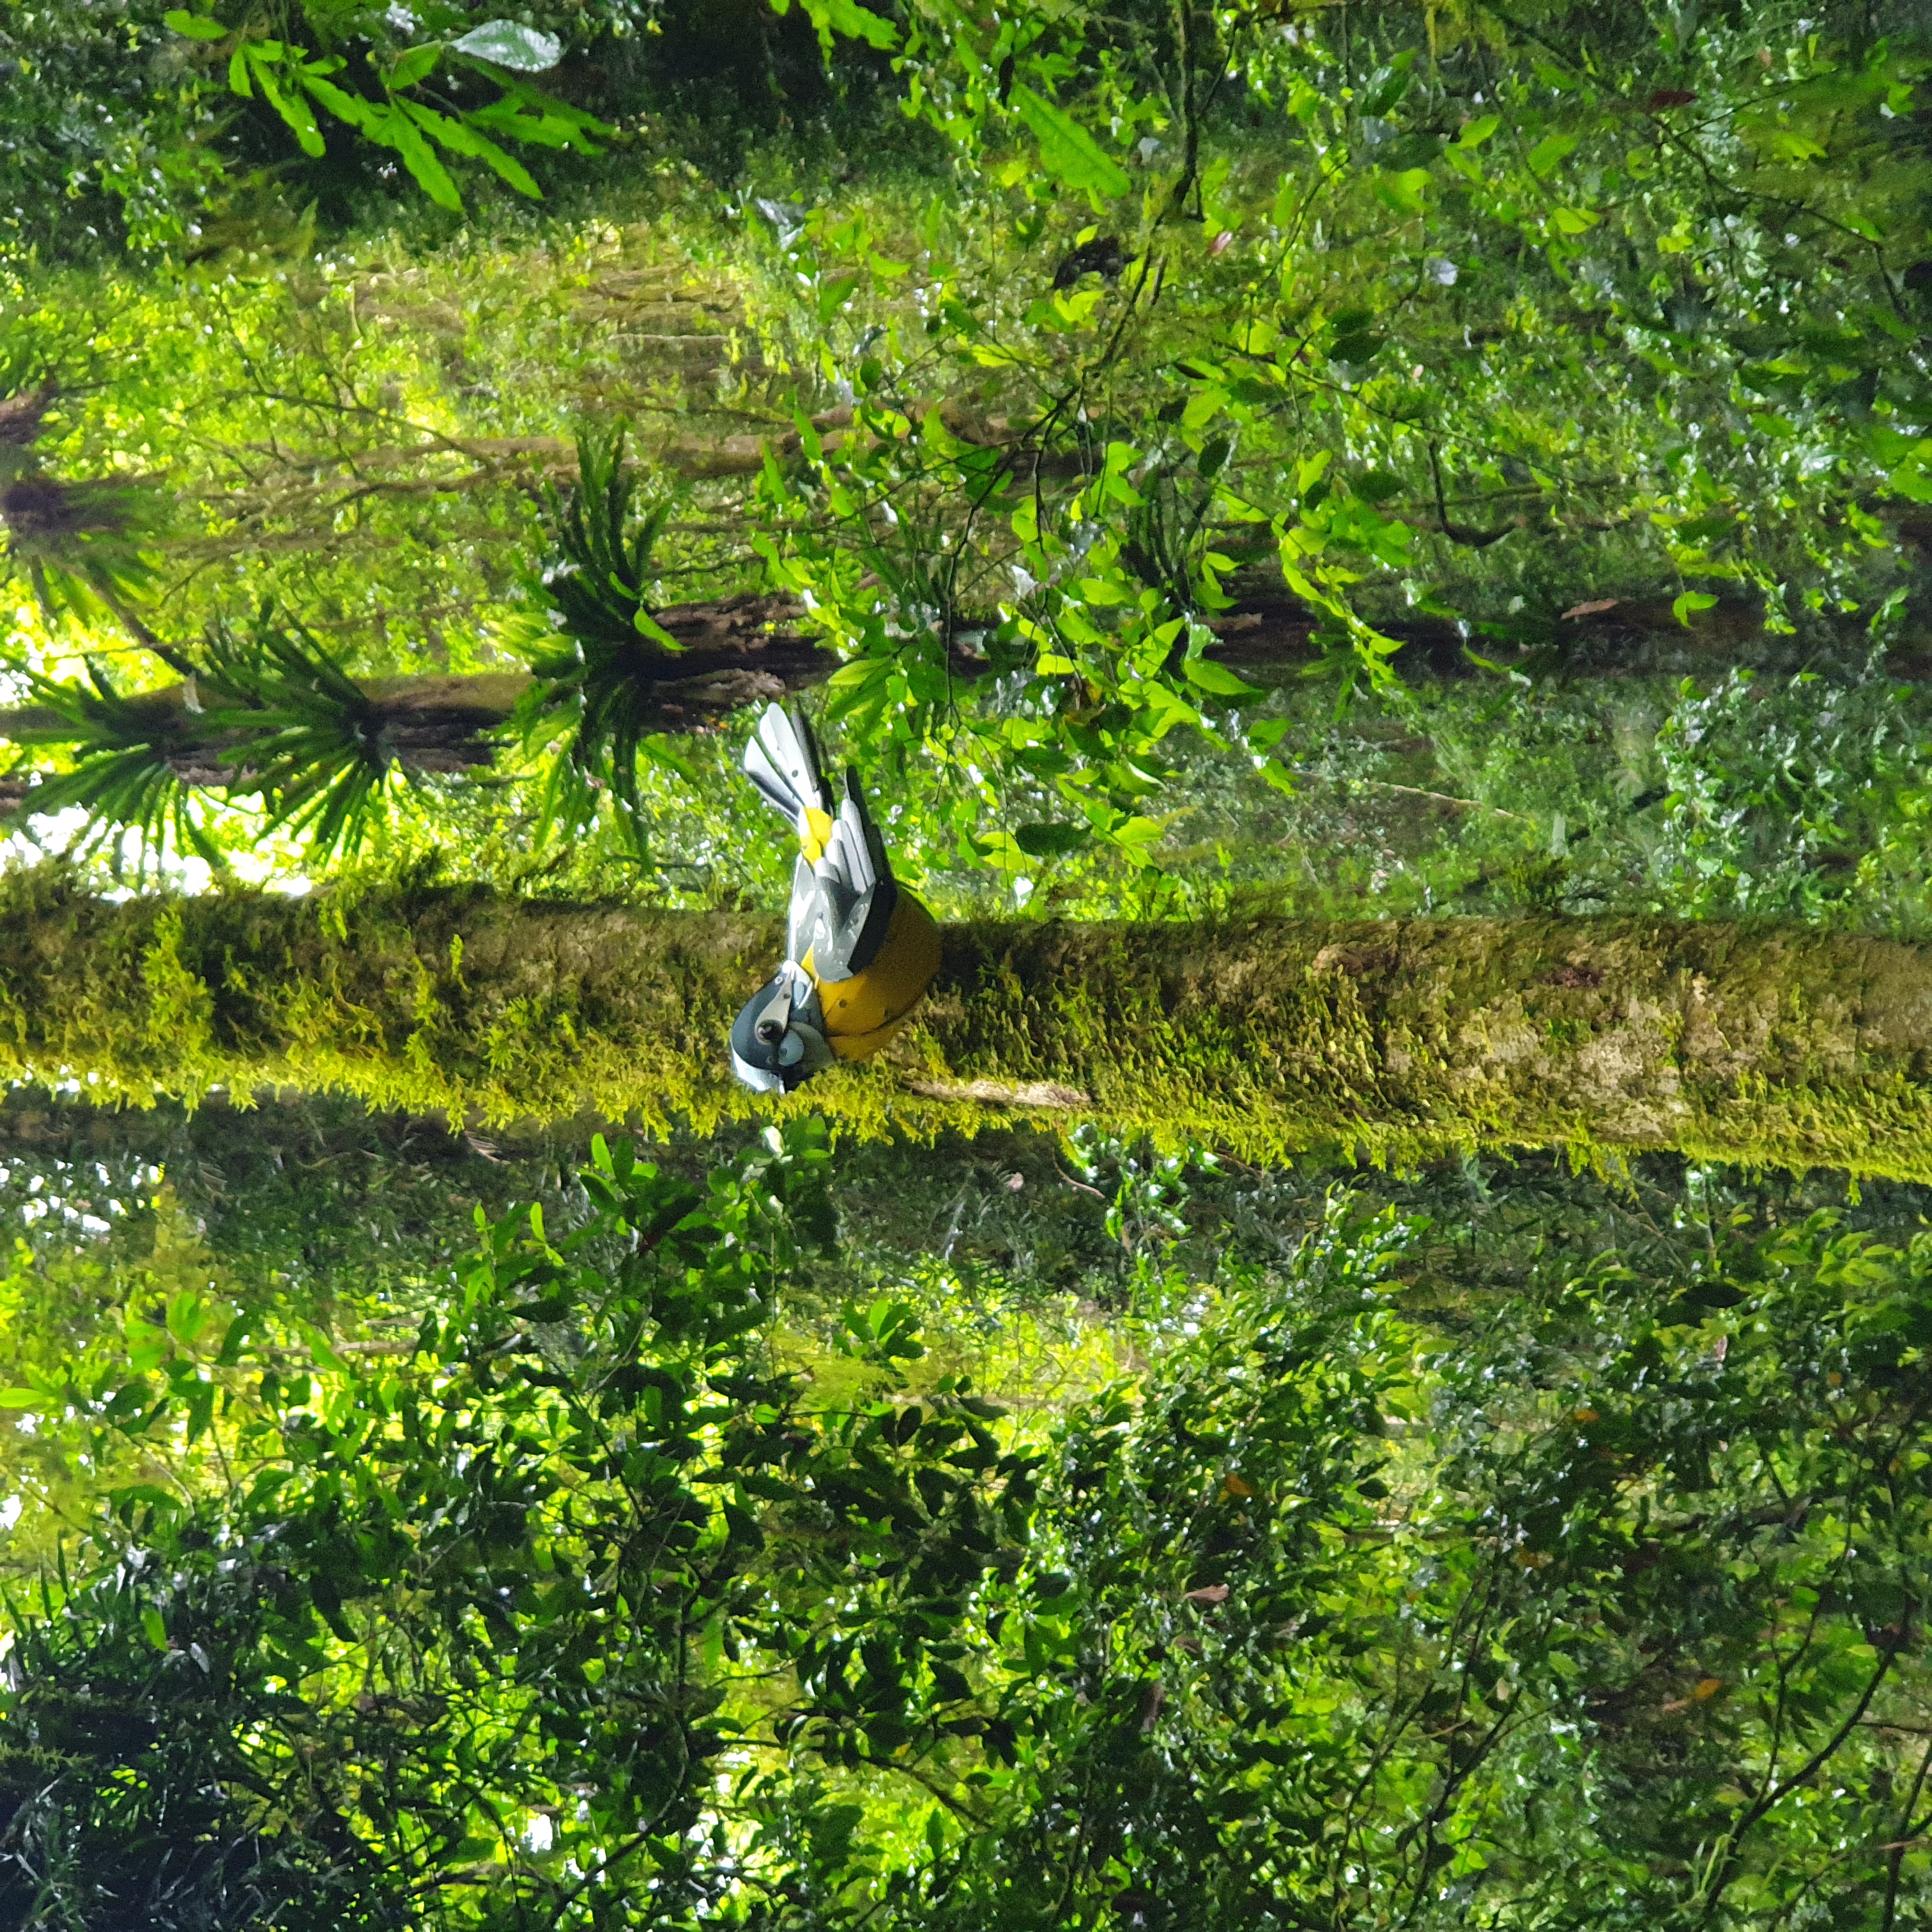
[0,585,1852,811]
[0,595,841,784]
[3,878,1928,1177]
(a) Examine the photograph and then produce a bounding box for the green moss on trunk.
[1,873,1929,1176]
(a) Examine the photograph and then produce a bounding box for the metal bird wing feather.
[824,786,878,897]
[742,706,898,982]
[802,770,896,981]
[742,733,801,821]
[785,855,821,967]
[801,882,885,983]
[742,703,829,838]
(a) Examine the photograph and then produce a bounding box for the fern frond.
[2,618,402,863]
[203,624,396,857]
[523,423,681,839]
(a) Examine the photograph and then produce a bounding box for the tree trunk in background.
[5,875,1929,1178]
[345,591,847,751]
[0,595,843,788]
[0,589,1800,802]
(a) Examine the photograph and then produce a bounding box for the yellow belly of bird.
[806,893,942,1061]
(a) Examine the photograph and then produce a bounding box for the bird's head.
[730,962,833,1093]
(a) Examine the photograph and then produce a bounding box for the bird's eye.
[756,1019,785,1045]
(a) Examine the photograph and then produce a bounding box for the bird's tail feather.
[742,703,828,825]
[825,784,879,896]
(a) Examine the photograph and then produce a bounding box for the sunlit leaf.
[450,19,563,71]
[162,10,226,40]
[1010,84,1130,199]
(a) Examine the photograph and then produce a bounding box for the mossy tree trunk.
[6,875,1931,1177]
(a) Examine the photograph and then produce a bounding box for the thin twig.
[1342,778,1532,823]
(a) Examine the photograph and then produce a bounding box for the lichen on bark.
[0,870,1928,1177]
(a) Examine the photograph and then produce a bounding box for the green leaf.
[450,19,562,70]
[310,1574,356,1642]
[632,606,686,652]
[0,1388,41,1409]
[817,273,861,323]
[822,0,899,48]
[1010,85,1130,199]
[401,99,541,197]
[166,1289,211,1346]
[383,105,465,211]
[387,43,441,91]
[1183,657,1265,698]
[1673,590,1719,625]
[185,1378,216,1443]
[465,95,606,152]
[1526,132,1579,176]
[974,831,1031,873]
[1329,329,1382,367]
[1374,168,1429,216]
[164,9,227,40]
[254,60,326,157]
[930,1660,972,1701]
[1014,822,1089,858]
[1885,443,1932,502]
[302,72,378,132]
[774,0,899,50]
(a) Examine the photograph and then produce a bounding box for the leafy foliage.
[6,617,425,866]
[0,4,226,259]
[0,387,171,643]
[726,0,1932,877]
[160,4,609,215]
[0,1121,1043,1928]
[10,8,1932,1922]
[4,1125,1932,1926]
[521,425,691,834]
[1648,666,1932,922]
[1,1,1928,894]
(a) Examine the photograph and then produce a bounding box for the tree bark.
[0,585,1807,802]
[0,595,844,786]
[4,875,1928,1179]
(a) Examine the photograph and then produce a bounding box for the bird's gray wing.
[785,855,822,967]
[822,792,877,896]
[787,859,873,983]
[804,881,886,984]
[848,767,891,887]
[806,770,896,979]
